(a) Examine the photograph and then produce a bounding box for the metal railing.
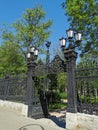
[76,63,98,115]
[0,74,27,102]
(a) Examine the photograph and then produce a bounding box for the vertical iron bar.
[46,42,51,91]
[4,75,10,100]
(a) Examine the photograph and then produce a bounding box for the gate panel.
[76,62,98,115]
[0,74,26,102]
[34,55,66,115]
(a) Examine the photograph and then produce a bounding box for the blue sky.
[0,0,69,44]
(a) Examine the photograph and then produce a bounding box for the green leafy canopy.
[62,0,98,57]
[0,5,53,76]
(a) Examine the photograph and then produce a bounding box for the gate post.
[26,47,44,118]
[26,60,35,117]
[64,49,77,113]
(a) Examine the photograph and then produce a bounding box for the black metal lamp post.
[26,46,38,117]
[46,41,51,91]
[46,41,51,71]
[60,28,82,113]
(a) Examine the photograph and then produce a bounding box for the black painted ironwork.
[0,74,26,102]
[34,54,66,117]
[0,53,66,119]
[76,62,98,115]
[64,49,78,113]
[63,49,98,115]
[60,28,98,116]
[25,43,66,118]
[60,28,82,113]
[1,39,98,118]
[26,52,45,118]
[34,55,66,76]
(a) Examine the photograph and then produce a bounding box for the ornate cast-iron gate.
[32,55,66,117]
[0,49,98,118]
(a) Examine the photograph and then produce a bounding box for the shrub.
[60,92,67,99]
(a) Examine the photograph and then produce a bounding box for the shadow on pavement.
[19,124,45,130]
[48,115,66,128]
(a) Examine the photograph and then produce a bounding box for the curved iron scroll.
[34,55,66,76]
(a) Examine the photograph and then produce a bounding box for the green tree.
[57,72,67,92]
[0,5,52,75]
[62,0,98,57]
[0,42,26,76]
[1,6,52,57]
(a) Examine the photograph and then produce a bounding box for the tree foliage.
[2,6,52,56]
[62,0,98,57]
[0,6,52,76]
[0,42,26,76]
[57,72,67,92]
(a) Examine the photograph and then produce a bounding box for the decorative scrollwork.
[34,55,66,76]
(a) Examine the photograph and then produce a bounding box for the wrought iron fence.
[0,74,27,102]
[76,62,98,115]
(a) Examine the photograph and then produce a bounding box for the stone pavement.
[0,107,65,130]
